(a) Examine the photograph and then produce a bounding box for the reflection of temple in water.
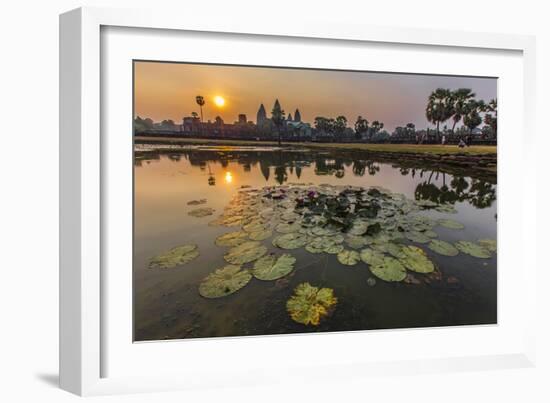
[135,148,496,209]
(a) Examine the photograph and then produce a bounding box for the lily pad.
[373,242,406,259]
[249,229,273,241]
[399,245,435,273]
[272,233,308,250]
[360,248,385,266]
[253,253,296,281]
[224,241,268,264]
[198,265,252,298]
[478,239,497,253]
[369,256,407,282]
[149,244,199,269]
[405,231,431,244]
[187,199,207,206]
[325,244,344,254]
[455,241,492,259]
[345,235,367,249]
[188,207,216,217]
[438,218,465,230]
[305,238,326,254]
[275,222,302,234]
[286,283,338,325]
[337,249,361,266]
[215,231,249,247]
[428,239,459,256]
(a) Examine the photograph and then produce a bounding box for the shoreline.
[134,136,497,175]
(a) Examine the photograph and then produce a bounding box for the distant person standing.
[441,135,446,145]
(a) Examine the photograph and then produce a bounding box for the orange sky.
[134,61,497,131]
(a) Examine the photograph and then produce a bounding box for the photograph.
[133,61,498,341]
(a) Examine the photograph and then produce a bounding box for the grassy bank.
[134,136,496,156]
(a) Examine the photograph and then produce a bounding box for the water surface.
[134,146,497,341]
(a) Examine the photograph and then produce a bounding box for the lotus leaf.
[253,253,296,280]
[215,231,249,247]
[243,221,267,233]
[325,244,344,254]
[438,218,465,230]
[360,248,385,266]
[348,221,368,236]
[272,233,309,250]
[372,242,406,259]
[337,249,361,266]
[399,245,435,273]
[345,235,367,249]
[478,239,497,253]
[149,244,199,269]
[198,265,252,298]
[275,222,302,234]
[370,256,407,282]
[188,207,215,217]
[435,204,457,213]
[424,230,438,238]
[187,199,207,206]
[249,229,273,241]
[286,283,337,325]
[311,226,333,236]
[455,241,492,258]
[405,231,431,244]
[224,241,268,264]
[305,238,326,254]
[428,239,459,256]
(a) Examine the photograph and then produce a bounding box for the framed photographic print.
[60,7,537,396]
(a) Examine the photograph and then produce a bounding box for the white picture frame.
[60,6,537,396]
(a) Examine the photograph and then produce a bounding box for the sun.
[214,95,225,107]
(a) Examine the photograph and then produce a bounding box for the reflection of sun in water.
[214,95,225,107]
[224,171,233,184]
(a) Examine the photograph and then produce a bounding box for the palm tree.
[482,98,498,137]
[426,88,453,142]
[463,100,483,135]
[271,99,285,146]
[195,95,205,122]
[450,88,476,134]
[354,116,369,140]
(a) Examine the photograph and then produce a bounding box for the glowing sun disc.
[214,96,225,107]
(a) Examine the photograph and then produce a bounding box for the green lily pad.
[428,239,459,256]
[337,249,361,266]
[224,241,268,264]
[243,221,267,233]
[188,207,215,217]
[345,235,367,249]
[305,238,326,254]
[399,245,435,273]
[149,244,199,269]
[272,233,308,250]
[438,218,465,230]
[249,229,273,241]
[435,204,457,213]
[405,231,431,244]
[372,242,406,259]
[325,244,344,254]
[455,241,492,258]
[215,231,249,247]
[370,256,407,282]
[253,253,296,281]
[198,265,252,298]
[478,239,497,253]
[360,248,385,266]
[286,283,338,326]
[187,199,207,206]
[275,222,302,234]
